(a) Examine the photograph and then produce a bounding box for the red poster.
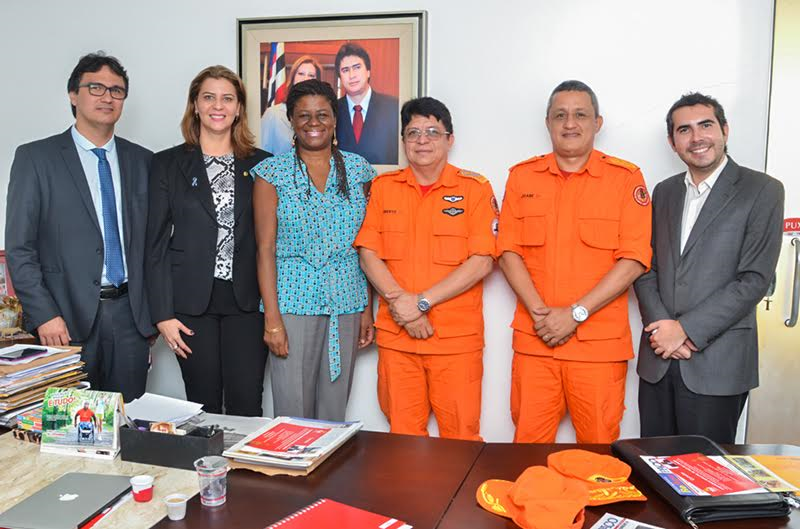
[668,453,760,496]
[246,423,329,453]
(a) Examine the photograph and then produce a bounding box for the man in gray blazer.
[5,52,154,401]
[634,93,784,443]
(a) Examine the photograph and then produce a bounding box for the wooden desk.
[152,430,484,529]
[439,442,800,529]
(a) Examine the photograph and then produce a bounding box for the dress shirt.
[680,156,727,253]
[346,86,372,124]
[70,126,127,285]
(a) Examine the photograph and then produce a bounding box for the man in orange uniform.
[498,80,652,443]
[355,97,497,440]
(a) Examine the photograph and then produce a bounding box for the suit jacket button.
[96,248,102,255]
[675,312,682,317]
[93,280,100,286]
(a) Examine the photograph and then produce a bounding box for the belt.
[100,282,128,300]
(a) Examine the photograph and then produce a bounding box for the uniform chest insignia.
[442,195,464,203]
[442,207,465,217]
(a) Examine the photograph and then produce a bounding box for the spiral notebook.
[265,498,412,529]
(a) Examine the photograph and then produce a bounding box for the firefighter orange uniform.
[354,163,497,440]
[498,149,651,443]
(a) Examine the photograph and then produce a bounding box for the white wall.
[0,0,774,441]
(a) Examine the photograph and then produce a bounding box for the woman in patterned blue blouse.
[252,79,376,421]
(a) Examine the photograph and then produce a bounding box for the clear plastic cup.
[164,493,189,520]
[193,456,229,507]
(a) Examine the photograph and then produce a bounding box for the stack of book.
[0,345,87,427]
[223,416,362,475]
[12,406,43,443]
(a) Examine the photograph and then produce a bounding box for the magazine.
[640,453,765,496]
[725,455,800,492]
[40,387,122,460]
[224,416,361,470]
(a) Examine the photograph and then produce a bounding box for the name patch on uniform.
[383,209,399,214]
[442,195,464,203]
[632,185,650,206]
[442,207,465,217]
[521,193,540,199]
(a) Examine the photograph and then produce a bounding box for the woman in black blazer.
[145,65,271,415]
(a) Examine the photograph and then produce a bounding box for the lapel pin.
[191,177,198,187]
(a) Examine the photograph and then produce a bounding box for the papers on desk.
[0,344,63,364]
[125,392,204,424]
[0,347,87,424]
[185,412,269,450]
[641,453,767,496]
[224,416,361,471]
[590,513,664,529]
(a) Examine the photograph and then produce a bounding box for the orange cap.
[476,466,588,529]
[547,449,647,506]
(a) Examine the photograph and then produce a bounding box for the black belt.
[100,282,128,300]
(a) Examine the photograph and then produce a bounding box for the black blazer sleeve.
[144,149,176,324]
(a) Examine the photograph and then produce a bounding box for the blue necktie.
[91,148,125,287]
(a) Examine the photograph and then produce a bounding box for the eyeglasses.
[403,127,450,143]
[78,82,127,100]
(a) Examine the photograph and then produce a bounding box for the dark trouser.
[78,293,149,403]
[176,279,267,416]
[639,360,748,444]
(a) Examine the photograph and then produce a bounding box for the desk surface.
[0,433,198,529]
[152,430,484,529]
[439,442,800,529]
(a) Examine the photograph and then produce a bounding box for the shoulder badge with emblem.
[633,185,651,206]
[458,169,488,184]
[604,156,640,173]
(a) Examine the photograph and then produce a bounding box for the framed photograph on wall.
[238,11,427,172]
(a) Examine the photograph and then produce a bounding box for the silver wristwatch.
[571,304,589,323]
[417,295,432,313]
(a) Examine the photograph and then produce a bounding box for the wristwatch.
[571,304,589,323]
[417,295,432,313]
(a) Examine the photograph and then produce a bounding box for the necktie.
[353,105,364,144]
[91,148,125,287]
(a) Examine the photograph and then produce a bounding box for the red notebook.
[265,498,413,529]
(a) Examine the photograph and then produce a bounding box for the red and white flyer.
[641,453,766,496]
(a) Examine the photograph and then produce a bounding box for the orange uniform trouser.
[511,353,627,444]
[377,347,483,441]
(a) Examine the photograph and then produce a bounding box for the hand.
[37,316,71,346]
[534,306,578,347]
[386,290,423,326]
[264,317,289,357]
[668,343,693,360]
[358,310,375,348]
[645,319,687,356]
[404,315,434,339]
[156,318,194,359]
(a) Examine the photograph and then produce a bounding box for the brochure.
[640,453,765,496]
[40,387,122,460]
[224,416,361,470]
[724,455,799,492]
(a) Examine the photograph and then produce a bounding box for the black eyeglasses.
[403,127,450,143]
[78,82,127,100]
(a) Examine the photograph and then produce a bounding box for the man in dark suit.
[334,42,399,165]
[634,93,784,443]
[5,52,154,401]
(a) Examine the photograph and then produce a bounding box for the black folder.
[611,435,790,526]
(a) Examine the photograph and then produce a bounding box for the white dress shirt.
[70,126,128,285]
[680,156,728,253]
[346,86,372,124]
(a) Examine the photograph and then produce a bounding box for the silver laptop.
[0,472,131,529]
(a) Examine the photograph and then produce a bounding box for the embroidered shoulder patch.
[458,169,488,183]
[633,185,650,206]
[605,156,639,172]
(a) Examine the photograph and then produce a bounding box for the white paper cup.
[130,474,154,492]
[164,493,189,521]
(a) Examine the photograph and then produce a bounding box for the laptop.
[0,472,131,529]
